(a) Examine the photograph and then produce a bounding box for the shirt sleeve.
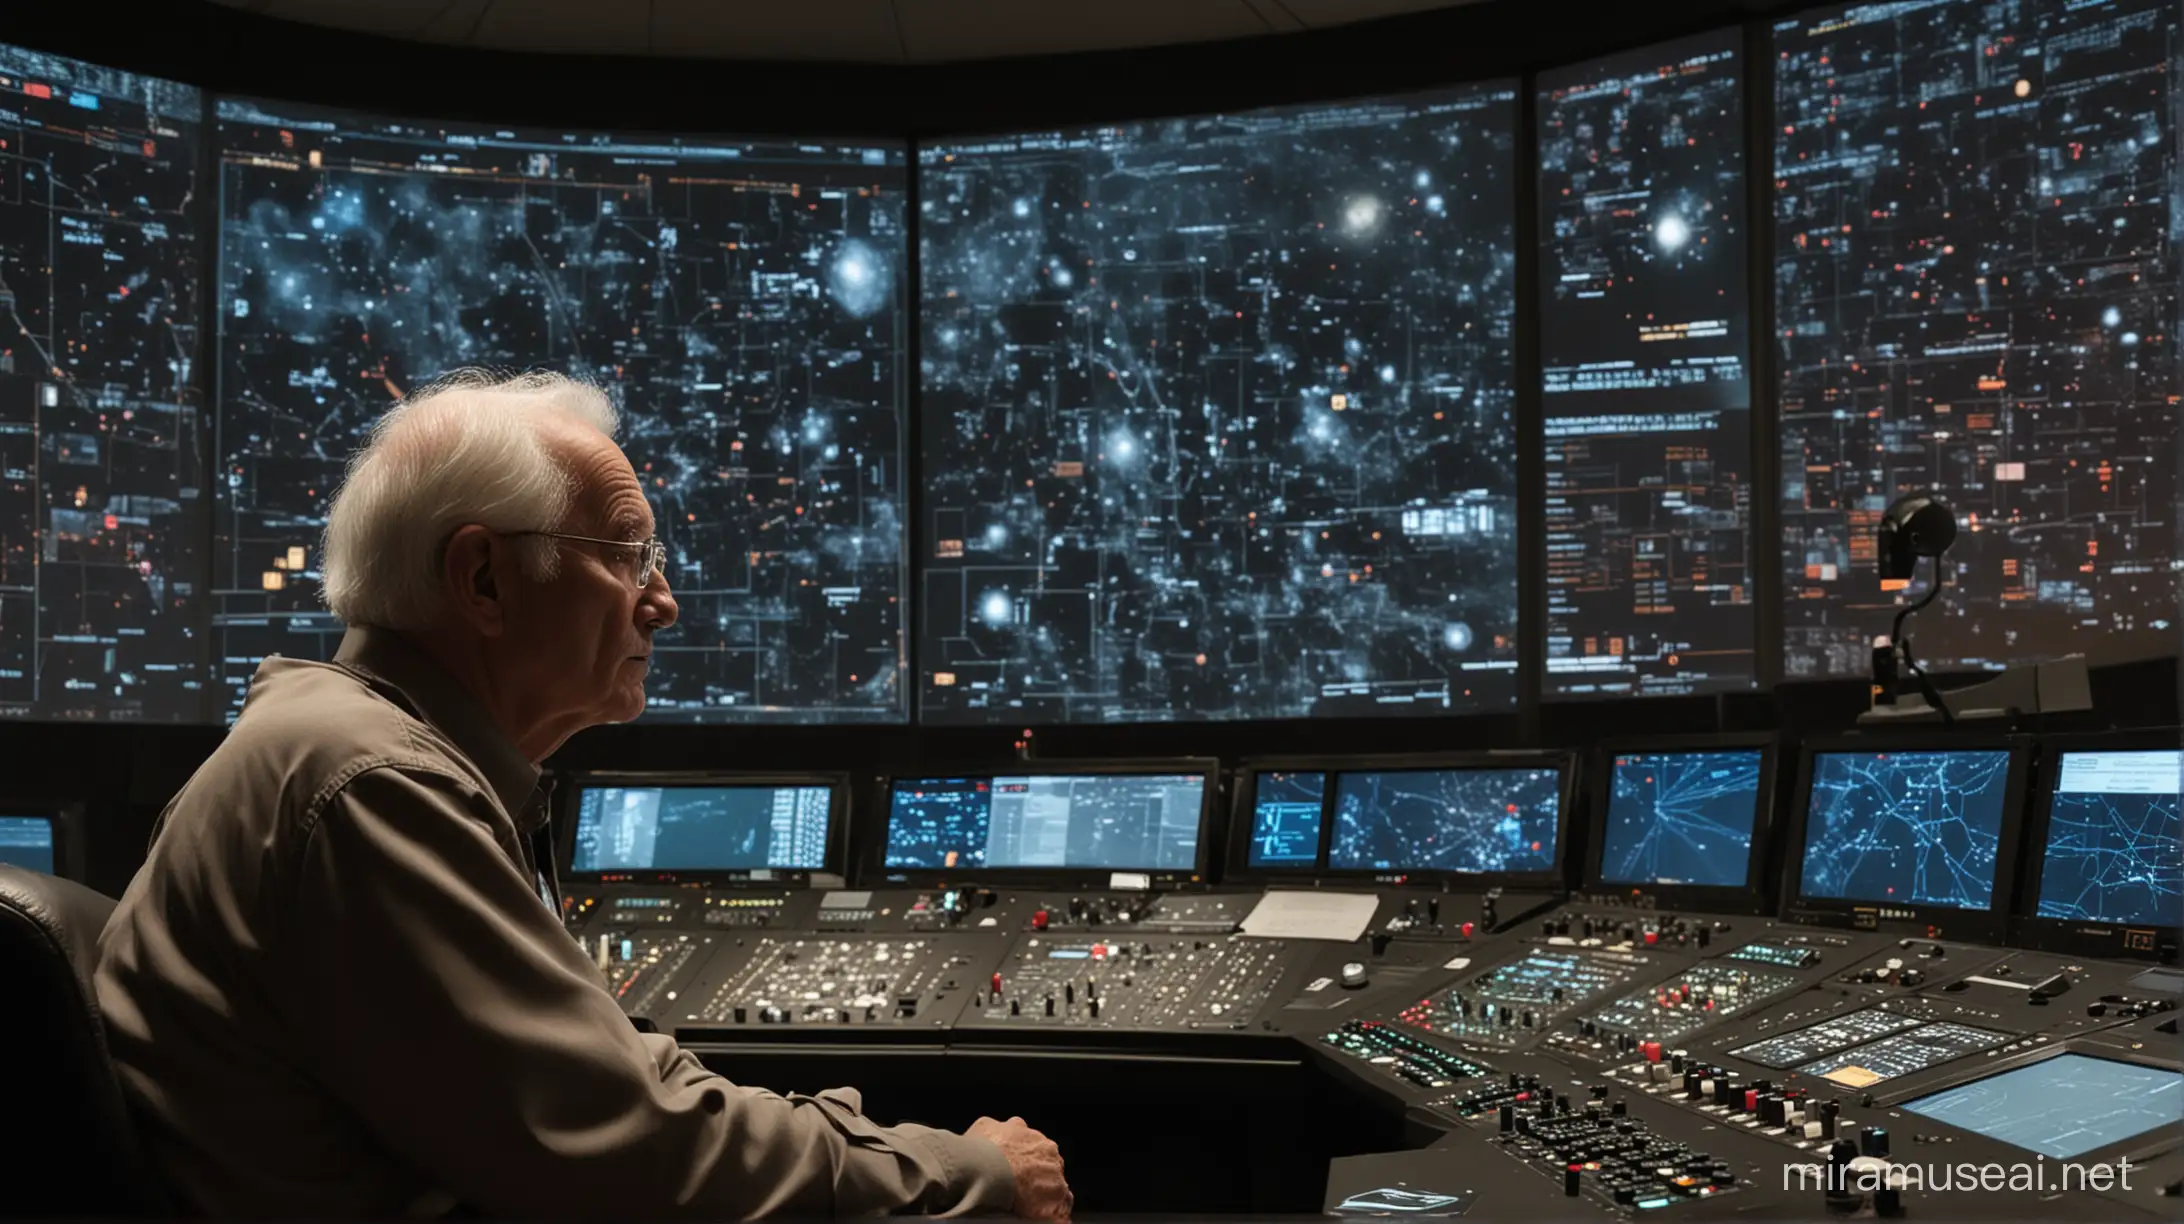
[278,765,1018,1219]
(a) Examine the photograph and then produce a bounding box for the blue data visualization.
[2035,750,2182,928]
[885,773,1207,872]
[1249,772,1328,868]
[0,816,55,875]
[1329,767,1561,874]
[1799,749,2012,910]
[1598,749,1764,888]
[1902,1054,2182,1159]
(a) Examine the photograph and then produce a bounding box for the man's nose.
[640,574,678,631]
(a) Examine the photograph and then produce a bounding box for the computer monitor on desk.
[2012,729,2181,962]
[1226,752,1575,890]
[874,760,1218,887]
[0,805,80,881]
[1779,735,2030,942]
[556,772,851,885]
[1580,735,1779,915]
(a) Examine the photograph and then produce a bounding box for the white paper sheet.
[1238,890,1380,942]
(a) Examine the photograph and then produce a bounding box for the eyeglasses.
[507,531,666,588]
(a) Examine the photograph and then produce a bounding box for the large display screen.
[570,783,833,873]
[1798,748,2013,910]
[1247,771,1328,868]
[0,45,207,722]
[1328,766,1561,874]
[0,815,55,874]
[1773,0,2180,678]
[2034,749,2182,927]
[918,83,1521,724]
[884,772,1206,872]
[1597,749,1764,888]
[214,100,910,723]
[1901,1054,2183,1158]
[1537,30,1754,699]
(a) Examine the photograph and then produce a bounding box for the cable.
[1890,557,1953,727]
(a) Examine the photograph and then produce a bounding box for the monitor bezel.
[1223,750,1577,888]
[1781,733,2032,942]
[1579,733,1780,914]
[2011,727,2182,961]
[867,757,1222,887]
[0,801,83,882]
[553,771,853,885]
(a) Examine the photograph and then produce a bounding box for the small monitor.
[1247,772,1328,869]
[2033,749,2181,929]
[1328,765,1563,875]
[566,777,842,879]
[1899,1054,2182,1159]
[882,767,1212,877]
[1596,748,1768,890]
[0,815,57,876]
[1794,745,2018,916]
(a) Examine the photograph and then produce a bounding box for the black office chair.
[0,865,172,1217]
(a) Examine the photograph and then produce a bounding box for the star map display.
[2034,749,2182,927]
[1538,30,1755,699]
[1902,1053,2183,1158]
[214,99,909,722]
[1247,770,1327,868]
[1328,765,1562,874]
[0,45,206,722]
[883,772,1207,872]
[1799,748,2014,910]
[570,783,833,874]
[918,84,1521,725]
[1597,749,1765,888]
[1774,0,2181,678]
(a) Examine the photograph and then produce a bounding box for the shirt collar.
[331,625,545,825]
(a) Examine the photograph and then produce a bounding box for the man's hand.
[968,1115,1071,1221]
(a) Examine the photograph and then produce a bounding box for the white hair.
[320,369,622,631]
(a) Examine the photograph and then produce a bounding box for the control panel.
[960,933,1295,1033]
[670,935,994,1030]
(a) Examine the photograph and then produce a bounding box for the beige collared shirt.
[94,626,1015,1218]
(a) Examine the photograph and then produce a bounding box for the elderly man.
[96,370,1070,1219]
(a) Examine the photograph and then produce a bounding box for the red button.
[991,973,1003,995]
[1032,909,1049,930]
[1641,1041,1663,1063]
[1460,922,1476,938]
[1644,930,1659,946]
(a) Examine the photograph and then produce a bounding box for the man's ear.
[441,524,509,637]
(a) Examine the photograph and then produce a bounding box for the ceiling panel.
[894,0,1273,62]
[214,0,1485,61]
[650,0,906,62]
[465,0,656,54]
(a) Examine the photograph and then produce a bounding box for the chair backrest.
[0,865,172,1217]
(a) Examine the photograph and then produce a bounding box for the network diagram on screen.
[1773,0,2180,679]
[1598,750,1762,888]
[1799,750,2010,910]
[1328,767,1559,873]
[2034,751,2183,928]
[213,100,910,724]
[917,84,1522,725]
[0,48,207,722]
[571,785,831,873]
[1537,31,1754,699]
[885,774,1203,871]
[1249,771,1328,867]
